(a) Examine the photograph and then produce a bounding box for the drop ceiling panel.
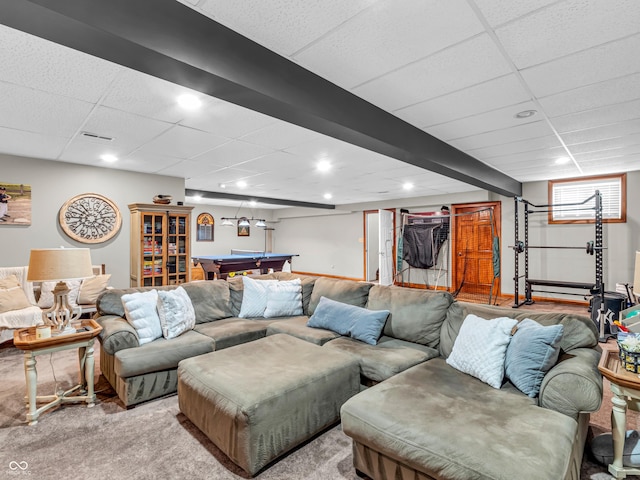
[0,25,121,103]
[449,121,555,151]
[239,122,323,150]
[0,127,68,160]
[0,82,93,137]
[180,100,277,138]
[521,34,640,98]
[353,34,513,111]
[567,132,640,154]
[574,144,640,162]
[108,152,183,174]
[155,159,225,178]
[101,69,212,124]
[426,101,539,141]
[539,73,640,118]
[136,125,229,158]
[467,135,562,160]
[394,74,530,128]
[495,0,640,69]
[552,99,640,133]
[237,151,314,173]
[190,140,276,168]
[197,0,377,57]
[294,0,483,89]
[472,0,558,28]
[560,119,640,145]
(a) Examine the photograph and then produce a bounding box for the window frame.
[547,173,626,225]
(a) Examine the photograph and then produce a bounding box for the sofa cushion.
[239,276,278,318]
[97,285,176,318]
[227,274,277,317]
[264,279,303,318]
[341,359,578,480]
[367,285,453,348]
[324,336,437,382]
[181,280,232,323]
[77,274,111,305]
[505,319,564,397]
[0,283,32,314]
[440,301,598,358]
[157,286,196,340]
[114,330,214,378]
[97,315,139,355]
[121,290,163,345]
[271,272,317,315]
[193,317,270,350]
[308,296,389,345]
[308,277,373,315]
[446,314,517,389]
[266,316,339,345]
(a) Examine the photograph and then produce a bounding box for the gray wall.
[0,155,184,288]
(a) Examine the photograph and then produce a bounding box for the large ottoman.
[177,333,360,476]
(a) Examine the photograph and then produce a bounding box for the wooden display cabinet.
[128,203,194,287]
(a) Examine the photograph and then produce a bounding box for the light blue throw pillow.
[505,318,564,397]
[307,296,390,345]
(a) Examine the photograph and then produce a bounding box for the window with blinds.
[548,173,626,224]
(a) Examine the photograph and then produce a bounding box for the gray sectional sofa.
[94,272,603,480]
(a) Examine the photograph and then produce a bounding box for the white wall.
[188,203,273,257]
[0,155,184,288]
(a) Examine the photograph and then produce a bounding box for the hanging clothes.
[402,222,448,269]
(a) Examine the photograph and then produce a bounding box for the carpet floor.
[0,338,636,480]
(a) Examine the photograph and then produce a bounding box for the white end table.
[598,349,640,479]
[13,319,103,425]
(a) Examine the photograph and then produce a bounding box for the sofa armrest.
[538,347,603,418]
[96,315,139,355]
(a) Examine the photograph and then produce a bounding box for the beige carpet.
[0,338,635,480]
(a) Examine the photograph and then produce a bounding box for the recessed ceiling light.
[191,195,202,201]
[177,94,202,110]
[100,154,118,163]
[403,182,414,191]
[219,183,226,189]
[236,180,247,188]
[317,160,332,172]
[515,110,537,119]
[323,193,332,200]
[555,156,571,165]
[249,200,257,206]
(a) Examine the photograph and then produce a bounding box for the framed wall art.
[197,212,214,241]
[0,183,32,226]
[59,193,122,243]
[237,217,250,237]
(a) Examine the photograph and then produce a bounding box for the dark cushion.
[367,285,453,348]
[308,277,373,315]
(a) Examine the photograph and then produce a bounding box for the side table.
[598,349,640,478]
[13,319,103,425]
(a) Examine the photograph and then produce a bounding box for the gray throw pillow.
[307,296,389,345]
[505,318,564,397]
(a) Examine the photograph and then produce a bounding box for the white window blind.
[551,177,622,221]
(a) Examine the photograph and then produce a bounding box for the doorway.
[451,201,501,302]
[363,209,396,283]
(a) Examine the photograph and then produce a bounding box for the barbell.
[509,241,606,255]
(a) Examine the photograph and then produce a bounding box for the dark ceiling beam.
[1,0,522,197]
[185,189,335,210]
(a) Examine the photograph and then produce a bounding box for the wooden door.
[451,202,501,300]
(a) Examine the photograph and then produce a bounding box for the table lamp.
[27,248,94,336]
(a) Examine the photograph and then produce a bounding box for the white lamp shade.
[238,218,250,227]
[27,248,94,282]
[255,219,266,228]
[221,218,234,226]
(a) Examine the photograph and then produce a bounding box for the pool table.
[192,252,298,280]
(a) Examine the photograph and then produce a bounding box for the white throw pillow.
[121,289,162,345]
[37,280,81,308]
[264,279,303,318]
[446,314,517,389]
[239,276,277,318]
[157,286,196,339]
